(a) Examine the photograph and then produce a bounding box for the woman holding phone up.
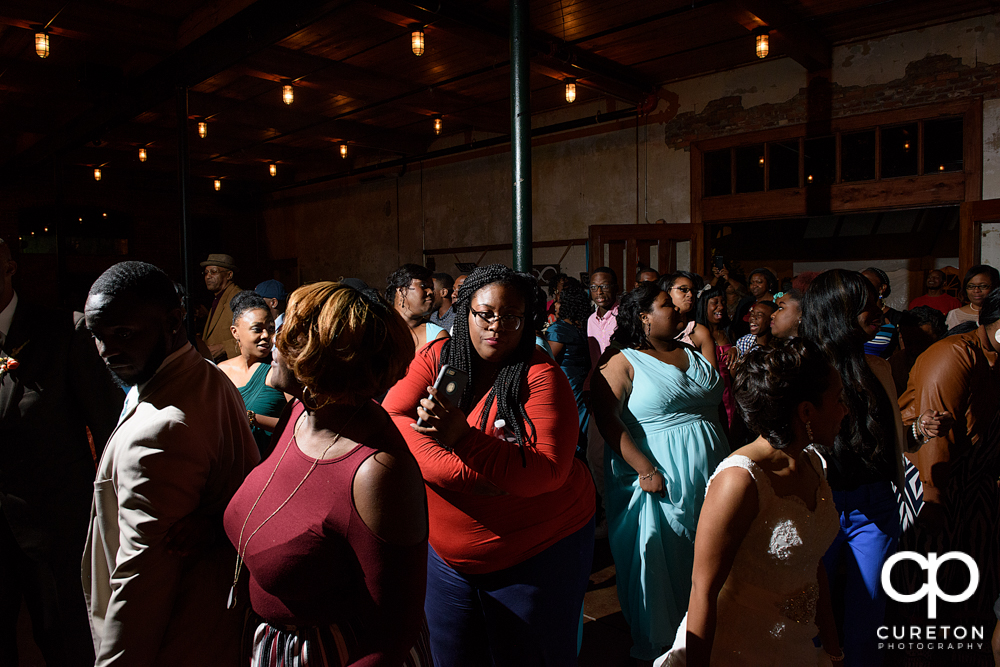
[384,264,595,667]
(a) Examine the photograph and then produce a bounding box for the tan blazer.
[201,282,241,361]
[82,344,260,666]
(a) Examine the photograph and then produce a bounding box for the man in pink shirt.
[585,267,619,534]
[908,269,961,315]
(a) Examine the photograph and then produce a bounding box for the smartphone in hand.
[416,364,469,427]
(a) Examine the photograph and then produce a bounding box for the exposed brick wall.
[664,54,1000,150]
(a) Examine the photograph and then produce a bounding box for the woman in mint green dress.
[592,281,729,662]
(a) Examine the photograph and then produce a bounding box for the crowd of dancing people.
[3,235,1000,667]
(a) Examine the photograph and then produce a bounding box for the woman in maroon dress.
[224,282,430,667]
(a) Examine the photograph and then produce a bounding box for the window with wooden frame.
[691,98,982,224]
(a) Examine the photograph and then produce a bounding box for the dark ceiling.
[1,0,995,193]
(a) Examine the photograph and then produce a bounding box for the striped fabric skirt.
[248,614,432,667]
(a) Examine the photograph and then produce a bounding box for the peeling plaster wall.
[264,14,1000,286]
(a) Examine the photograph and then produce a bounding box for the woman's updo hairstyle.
[229,290,271,326]
[734,338,834,449]
[277,282,414,408]
[611,281,663,350]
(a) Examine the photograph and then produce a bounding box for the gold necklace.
[227,402,364,610]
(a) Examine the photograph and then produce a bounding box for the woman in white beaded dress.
[656,339,846,666]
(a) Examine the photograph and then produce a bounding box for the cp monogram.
[881,551,979,619]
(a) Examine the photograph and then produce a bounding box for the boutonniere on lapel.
[0,341,28,382]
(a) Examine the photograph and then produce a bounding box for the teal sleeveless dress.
[240,363,287,457]
[604,347,729,660]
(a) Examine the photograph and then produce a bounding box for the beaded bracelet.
[826,651,845,663]
[912,421,928,443]
[638,469,660,481]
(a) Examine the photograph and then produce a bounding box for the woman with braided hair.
[592,281,729,663]
[383,264,595,667]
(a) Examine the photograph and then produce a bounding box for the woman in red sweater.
[224,282,431,667]
[383,265,595,666]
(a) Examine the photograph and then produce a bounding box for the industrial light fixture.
[138,148,147,162]
[269,162,277,177]
[214,179,221,191]
[340,143,348,158]
[433,115,442,135]
[282,83,294,105]
[411,24,425,56]
[35,30,50,59]
[565,79,577,104]
[754,27,770,59]
[93,168,102,181]
[198,121,208,139]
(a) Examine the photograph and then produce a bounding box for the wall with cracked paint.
[264,14,1000,289]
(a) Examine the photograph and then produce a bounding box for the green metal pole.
[510,0,532,272]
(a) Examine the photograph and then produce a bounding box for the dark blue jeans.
[823,480,900,667]
[424,517,595,667]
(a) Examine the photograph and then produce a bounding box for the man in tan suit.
[82,261,259,665]
[199,253,241,361]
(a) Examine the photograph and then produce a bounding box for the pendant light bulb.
[340,143,348,158]
[35,31,50,59]
[93,168,102,182]
[269,163,277,177]
[282,84,294,105]
[565,79,577,103]
[411,25,425,56]
[433,116,442,135]
[214,179,221,191]
[138,148,147,162]
[755,28,770,59]
[198,121,208,139]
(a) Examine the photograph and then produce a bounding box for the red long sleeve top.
[383,340,595,574]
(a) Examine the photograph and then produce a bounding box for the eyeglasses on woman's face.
[470,309,523,331]
[671,285,693,294]
[966,283,992,292]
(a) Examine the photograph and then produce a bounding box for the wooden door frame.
[588,223,704,281]
[960,199,1000,277]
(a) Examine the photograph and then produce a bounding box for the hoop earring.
[805,421,815,442]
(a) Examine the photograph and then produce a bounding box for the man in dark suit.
[0,238,123,665]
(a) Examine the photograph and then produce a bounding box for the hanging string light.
[93,168,102,181]
[35,31,50,58]
[565,78,577,103]
[269,163,277,177]
[433,115,442,135]
[755,27,770,59]
[340,143,348,158]
[411,24,425,56]
[282,84,294,105]
[214,179,221,191]
[198,121,208,139]
[138,148,147,162]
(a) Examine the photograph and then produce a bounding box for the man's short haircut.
[432,272,455,291]
[386,263,432,300]
[635,266,658,281]
[591,266,618,285]
[89,261,180,311]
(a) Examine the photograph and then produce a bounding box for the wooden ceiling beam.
[734,0,832,71]
[235,46,511,134]
[1,0,352,177]
[366,0,655,103]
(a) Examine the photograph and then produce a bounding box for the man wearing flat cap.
[254,279,287,332]
[199,254,241,362]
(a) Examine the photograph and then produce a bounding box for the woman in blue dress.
[545,277,592,436]
[592,281,729,663]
